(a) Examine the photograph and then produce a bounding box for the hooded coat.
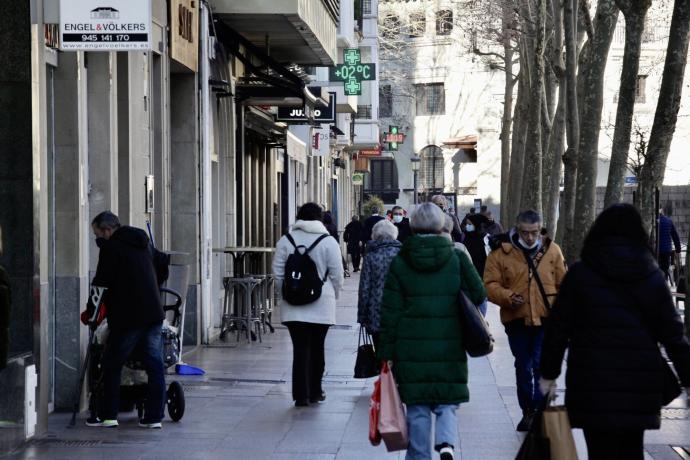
[273,220,344,325]
[541,238,690,430]
[377,235,486,405]
[92,226,165,331]
[357,238,402,333]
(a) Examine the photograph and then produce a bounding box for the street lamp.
[410,155,421,205]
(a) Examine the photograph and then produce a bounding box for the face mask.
[393,215,403,224]
[95,237,107,248]
[465,224,475,232]
[519,237,540,250]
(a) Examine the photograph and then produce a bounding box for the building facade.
[0,0,363,454]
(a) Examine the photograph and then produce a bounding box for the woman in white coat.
[273,203,344,407]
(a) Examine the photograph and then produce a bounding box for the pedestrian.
[483,209,566,431]
[462,219,489,278]
[431,195,463,243]
[391,205,412,243]
[483,211,504,236]
[86,211,169,429]
[658,207,681,283]
[357,220,402,349]
[540,204,690,460]
[344,215,364,272]
[441,215,488,317]
[386,209,393,221]
[377,203,486,460]
[272,203,344,407]
[323,211,339,241]
[362,206,385,244]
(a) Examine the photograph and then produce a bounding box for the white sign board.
[60,0,151,51]
[311,126,330,156]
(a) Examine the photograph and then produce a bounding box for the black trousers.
[285,322,330,402]
[349,249,361,271]
[583,429,645,460]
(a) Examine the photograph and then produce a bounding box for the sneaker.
[85,418,118,428]
[138,420,163,429]
[440,446,454,460]
[516,410,535,432]
[309,391,326,403]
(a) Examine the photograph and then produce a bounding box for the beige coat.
[483,239,566,326]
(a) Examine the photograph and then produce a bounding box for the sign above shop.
[359,146,382,157]
[170,0,198,72]
[60,0,151,51]
[276,90,336,122]
[352,173,364,186]
[311,126,330,156]
[328,48,376,96]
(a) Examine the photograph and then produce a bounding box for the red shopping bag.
[369,376,382,445]
[378,362,408,451]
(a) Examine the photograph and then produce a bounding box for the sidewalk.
[4,273,689,459]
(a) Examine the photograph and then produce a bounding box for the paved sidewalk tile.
[3,273,689,459]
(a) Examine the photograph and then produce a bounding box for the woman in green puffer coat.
[377,203,486,460]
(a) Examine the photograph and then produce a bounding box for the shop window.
[365,158,399,204]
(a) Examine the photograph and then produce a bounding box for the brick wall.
[595,185,690,245]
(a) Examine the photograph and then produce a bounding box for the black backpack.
[282,234,330,305]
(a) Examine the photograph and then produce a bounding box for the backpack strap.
[522,247,552,309]
[305,234,329,254]
[286,233,298,249]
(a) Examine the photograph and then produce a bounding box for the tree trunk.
[500,0,516,227]
[507,66,531,223]
[604,1,651,208]
[520,0,547,215]
[570,0,619,260]
[638,0,690,234]
[559,0,582,257]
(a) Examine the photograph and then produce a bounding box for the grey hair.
[431,195,448,208]
[410,202,445,234]
[372,219,399,241]
[441,214,454,234]
[92,211,121,230]
[516,209,542,225]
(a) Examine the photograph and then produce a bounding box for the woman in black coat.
[540,204,690,460]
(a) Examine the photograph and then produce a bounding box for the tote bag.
[541,405,578,460]
[354,326,379,378]
[378,362,408,452]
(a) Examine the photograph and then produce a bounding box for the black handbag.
[661,358,682,405]
[354,326,379,378]
[458,290,494,357]
[515,401,551,460]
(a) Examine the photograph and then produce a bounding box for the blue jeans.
[100,322,165,422]
[479,299,488,317]
[505,321,544,411]
[405,404,458,460]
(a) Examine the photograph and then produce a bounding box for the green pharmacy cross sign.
[329,48,377,96]
[383,126,405,151]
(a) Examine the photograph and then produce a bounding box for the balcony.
[211,0,338,65]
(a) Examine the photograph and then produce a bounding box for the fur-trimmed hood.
[292,220,329,234]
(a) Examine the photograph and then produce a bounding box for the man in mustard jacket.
[484,210,566,431]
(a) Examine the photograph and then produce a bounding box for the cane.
[68,286,106,427]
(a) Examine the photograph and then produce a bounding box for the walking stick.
[68,286,106,427]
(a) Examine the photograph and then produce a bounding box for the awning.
[442,135,478,149]
[287,130,307,165]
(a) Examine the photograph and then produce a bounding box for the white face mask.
[393,215,403,224]
[519,237,540,250]
[465,224,475,232]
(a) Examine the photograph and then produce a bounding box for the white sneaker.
[138,420,163,429]
[85,418,118,428]
[439,446,454,460]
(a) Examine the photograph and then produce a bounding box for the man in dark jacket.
[87,211,168,429]
[658,209,682,282]
[362,206,385,245]
[391,206,412,243]
[344,215,364,272]
[0,227,9,372]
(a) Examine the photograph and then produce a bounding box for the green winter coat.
[377,235,486,405]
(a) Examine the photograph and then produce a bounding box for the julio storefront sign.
[170,0,198,72]
[277,90,336,123]
[60,0,151,51]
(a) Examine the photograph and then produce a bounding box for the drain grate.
[662,408,690,420]
[34,440,102,448]
[212,377,286,385]
[182,377,285,389]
